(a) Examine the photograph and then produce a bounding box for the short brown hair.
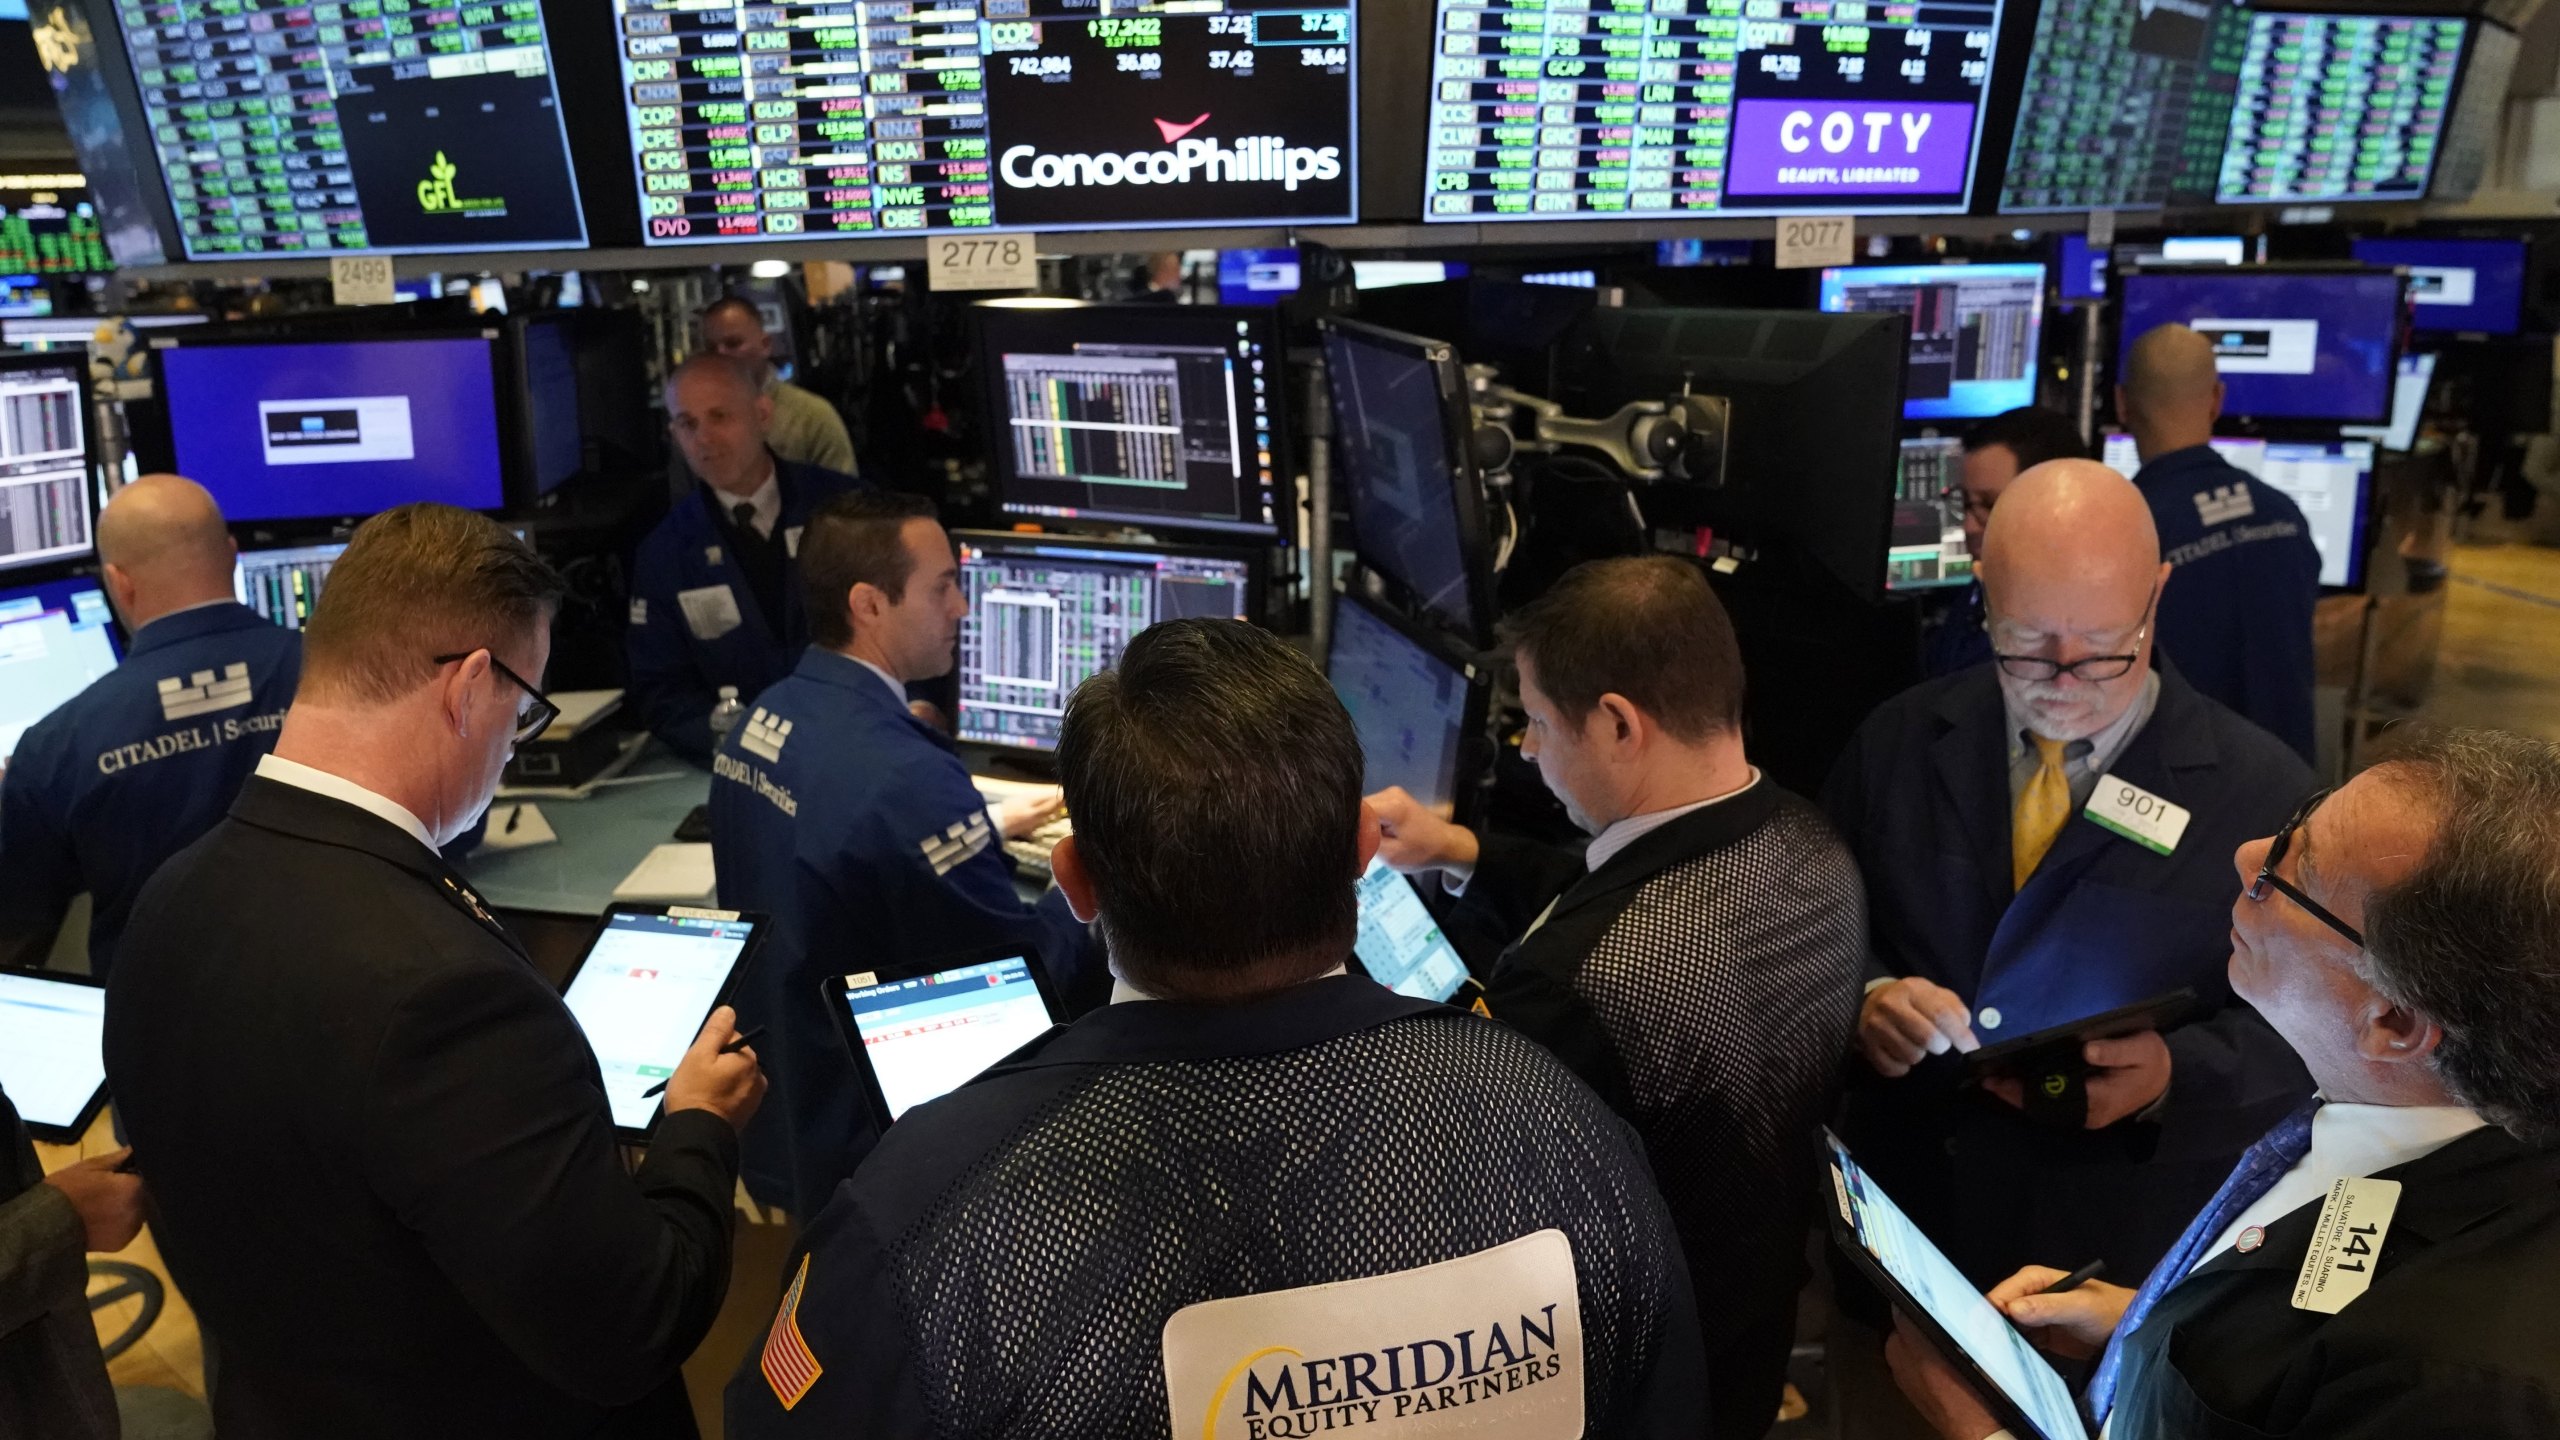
[801,490,939,650]
[301,504,563,703]
[1058,619,1364,1000]
[1500,555,1744,742]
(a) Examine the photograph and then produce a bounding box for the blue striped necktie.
[2085,1099,2322,1424]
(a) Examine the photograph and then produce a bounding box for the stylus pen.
[640,1026,766,1100]
[2037,1260,2107,1295]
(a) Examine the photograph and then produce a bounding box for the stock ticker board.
[1423,0,2003,220]
[615,1,1359,243]
[111,0,588,259]
[2214,12,2469,205]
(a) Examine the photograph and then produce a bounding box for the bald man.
[1821,462,2314,1358]
[629,354,867,761]
[2118,323,2323,762]
[0,476,301,976]
[699,296,856,474]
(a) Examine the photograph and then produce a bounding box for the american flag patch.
[761,1253,824,1410]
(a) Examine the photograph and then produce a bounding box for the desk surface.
[461,746,711,917]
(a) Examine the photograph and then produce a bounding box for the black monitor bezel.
[0,350,100,579]
[1327,586,1494,831]
[973,301,1293,543]
[1320,316,1499,648]
[948,528,1269,756]
[819,945,1065,1133]
[144,324,522,526]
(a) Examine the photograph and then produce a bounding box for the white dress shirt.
[2196,1099,2485,1270]
[255,753,439,856]
[1579,767,1763,876]
[721,470,782,540]
[849,656,908,709]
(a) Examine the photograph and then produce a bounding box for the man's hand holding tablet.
[40,1148,147,1253]
[661,1005,766,1133]
[1886,1265,2139,1440]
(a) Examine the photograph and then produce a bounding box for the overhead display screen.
[615,1,1357,244]
[1996,0,2248,213]
[112,0,588,258]
[1423,0,2004,220]
[2117,268,2404,423]
[2216,13,2469,206]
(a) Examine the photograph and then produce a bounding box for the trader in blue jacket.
[2117,323,2324,763]
[709,490,1084,1217]
[628,355,866,763]
[0,475,299,977]
[1823,461,2315,1308]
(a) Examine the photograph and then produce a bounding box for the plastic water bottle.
[708,686,744,747]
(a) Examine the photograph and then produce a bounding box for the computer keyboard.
[1003,815,1074,877]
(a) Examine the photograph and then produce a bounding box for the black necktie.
[731,502,758,536]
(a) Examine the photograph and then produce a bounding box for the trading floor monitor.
[0,352,95,576]
[155,331,510,521]
[952,532,1258,753]
[1326,591,1488,822]
[2350,237,2528,336]
[1888,436,1972,593]
[2115,267,2405,424]
[0,576,119,762]
[1819,264,2046,421]
[234,541,349,631]
[2343,352,2439,454]
[978,303,1286,540]
[1321,318,1496,644]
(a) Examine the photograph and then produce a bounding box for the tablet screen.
[1828,1136,2090,1440]
[561,910,760,1131]
[842,955,1056,1121]
[1353,856,1469,1003]
[0,971,107,1135]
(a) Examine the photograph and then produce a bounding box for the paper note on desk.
[972,775,1063,805]
[613,844,718,905]
[479,803,558,851]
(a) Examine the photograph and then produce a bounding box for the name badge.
[785,525,804,559]
[2292,1177,2401,1314]
[676,584,744,642]
[2084,774,2191,856]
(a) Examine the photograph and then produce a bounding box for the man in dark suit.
[106,504,766,1440]
[1372,556,1865,1440]
[1889,727,2560,1439]
[1824,461,2316,1312]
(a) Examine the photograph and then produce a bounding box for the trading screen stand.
[1425,0,2002,219]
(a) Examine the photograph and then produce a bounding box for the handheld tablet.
[558,905,767,1140]
[1351,856,1473,1004]
[823,950,1063,1128]
[0,969,110,1143]
[1962,989,2198,1082]
[1825,1132,2091,1440]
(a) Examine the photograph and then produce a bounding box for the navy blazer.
[625,459,867,762]
[1822,662,2317,1290]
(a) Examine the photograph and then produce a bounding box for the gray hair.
[2361,728,2560,1143]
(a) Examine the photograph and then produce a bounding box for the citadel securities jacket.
[727,976,1705,1438]
[106,778,739,1439]
[1822,662,2316,1296]
[0,600,298,977]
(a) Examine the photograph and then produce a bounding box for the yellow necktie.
[2013,736,2072,891]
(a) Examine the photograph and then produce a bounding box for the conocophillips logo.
[417,152,505,216]
[999,114,1343,193]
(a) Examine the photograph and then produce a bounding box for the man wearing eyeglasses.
[105,504,767,1439]
[1822,462,2316,1415]
[1888,728,2560,1439]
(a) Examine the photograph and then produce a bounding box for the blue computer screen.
[2350,238,2526,336]
[1323,327,1481,636]
[159,336,507,521]
[0,577,119,762]
[522,320,583,495]
[1217,249,1301,308]
[2058,235,2105,302]
[2117,270,2403,423]
[1328,593,1471,813]
[1819,263,2046,420]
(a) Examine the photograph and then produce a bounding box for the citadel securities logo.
[1725,101,1979,198]
[999,114,1344,193]
[1162,1230,1585,1440]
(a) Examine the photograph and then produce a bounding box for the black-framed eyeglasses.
[1991,590,2158,684]
[2246,790,2364,949]
[431,651,558,745]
